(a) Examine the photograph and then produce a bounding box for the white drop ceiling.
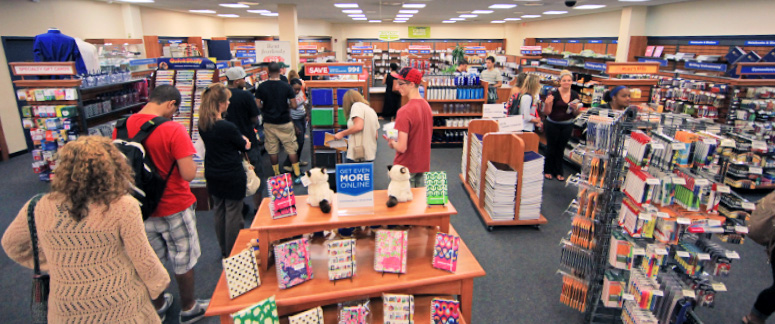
[104,0,692,24]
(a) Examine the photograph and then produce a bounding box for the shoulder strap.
[131,116,170,143]
[26,193,45,275]
[115,118,129,140]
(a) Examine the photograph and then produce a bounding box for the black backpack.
[114,117,177,220]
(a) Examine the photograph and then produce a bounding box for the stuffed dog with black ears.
[386,165,413,207]
[306,167,334,213]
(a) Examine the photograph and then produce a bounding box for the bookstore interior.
[2,0,775,323]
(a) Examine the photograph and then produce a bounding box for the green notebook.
[231,296,279,324]
[311,108,334,126]
[425,171,449,205]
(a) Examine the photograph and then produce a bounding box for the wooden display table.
[250,188,456,271]
[206,226,485,324]
[277,295,467,324]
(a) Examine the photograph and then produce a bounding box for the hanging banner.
[156,57,216,70]
[378,31,400,41]
[687,40,719,45]
[254,41,292,64]
[336,163,374,209]
[408,26,431,39]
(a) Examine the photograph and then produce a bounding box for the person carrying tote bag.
[334,90,380,163]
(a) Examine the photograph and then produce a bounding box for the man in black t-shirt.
[255,62,302,183]
[225,67,263,209]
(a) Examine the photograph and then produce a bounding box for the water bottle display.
[425,74,485,101]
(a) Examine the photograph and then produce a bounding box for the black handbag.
[26,194,48,324]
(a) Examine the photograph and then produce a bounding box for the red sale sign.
[305,66,330,75]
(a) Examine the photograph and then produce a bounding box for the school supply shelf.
[421,76,489,147]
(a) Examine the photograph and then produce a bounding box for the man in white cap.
[225,67,262,210]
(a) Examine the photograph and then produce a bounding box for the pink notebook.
[374,230,409,274]
[432,232,460,272]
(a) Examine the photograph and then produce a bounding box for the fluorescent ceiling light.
[574,4,606,9]
[342,9,363,13]
[504,17,521,21]
[218,14,240,17]
[442,20,456,23]
[238,2,259,5]
[190,9,216,13]
[334,3,359,8]
[399,9,419,13]
[523,3,543,6]
[491,20,506,23]
[394,20,406,23]
[369,20,382,22]
[544,10,567,14]
[521,14,540,18]
[348,14,366,17]
[394,18,409,20]
[247,9,270,13]
[460,14,478,18]
[261,12,278,16]
[396,14,413,17]
[219,3,249,8]
[117,0,154,2]
[471,10,494,14]
[489,4,517,9]
[619,0,650,1]
[402,3,426,8]
[353,17,368,20]
[450,17,465,20]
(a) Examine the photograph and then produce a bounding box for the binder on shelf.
[311,108,335,126]
[337,88,358,106]
[310,88,334,106]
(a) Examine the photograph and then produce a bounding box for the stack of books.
[467,134,483,196]
[519,151,545,220]
[155,70,175,85]
[483,161,518,220]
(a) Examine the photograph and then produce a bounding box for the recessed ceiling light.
[261,12,278,16]
[247,9,270,13]
[399,9,419,13]
[369,20,382,22]
[353,17,368,20]
[394,17,409,20]
[489,4,517,9]
[238,2,259,5]
[334,3,359,8]
[348,14,366,17]
[491,20,506,23]
[460,14,478,18]
[574,4,606,9]
[442,20,456,23]
[218,14,240,17]
[396,14,413,17]
[402,3,426,8]
[117,0,154,2]
[471,10,494,14]
[521,14,541,18]
[450,17,465,20]
[219,3,249,8]
[544,10,567,14]
[190,9,216,13]
[343,9,363,13]
[504,17,521,20]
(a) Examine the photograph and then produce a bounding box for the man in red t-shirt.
[112,85,208,324]
[388,67,433,187]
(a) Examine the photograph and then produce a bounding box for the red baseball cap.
[396,67,423,85]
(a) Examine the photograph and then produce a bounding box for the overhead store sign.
[584,62,607,71]
[408,26,431,39]
[520,46,542,55]
[408,45,432,54]
[685,61,727,72]
[305,63,364,76]
[299,45,317,54]
[547,58,569,67]
[638,58,668,67]
[157,57,215,70]
[350,45,372,54]
[688,40,719,45]
[551,40,561,43]
[215,62,229,69]
[606,62,660,75]
[465,46,487,55]
[567,40,580,43]
[378,31,400,41]
[10,62,77,76]
[745,40,775,46]
[235,49,256,58]
[737,63,775,75]
[588,40,603,44]
[255,41,292,64]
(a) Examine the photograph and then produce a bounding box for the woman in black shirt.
[199,83,251,258]
[382,63,401,121]
[542,70,582,181]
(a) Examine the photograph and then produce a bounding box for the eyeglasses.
[397,81,410,86]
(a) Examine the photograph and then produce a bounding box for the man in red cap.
[388,67,433,187]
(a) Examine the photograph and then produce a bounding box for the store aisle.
[0,130,772,323]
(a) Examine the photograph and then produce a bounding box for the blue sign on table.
[584,62,607,71]
[547,58,569,67]
[739,64,775,75]
[685,61,727,72]
[745,40,775,46]
[688,40,719,45]
[638,58,668,67]
[328,65,363,75]
[336,163,374,209]
[130,58,157,66]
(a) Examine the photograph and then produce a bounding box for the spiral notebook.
[327,238,357,280]
[274,238,313,289]
[268,173,297,219]
[231,296,279,324]
[289,306,324,324]
[383,294,415,324]
[432,232,460,272]
[430,298,460,324]
[222,248,261,299]
[374,229,409,274]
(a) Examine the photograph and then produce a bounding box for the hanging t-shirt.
[346,102,380,161]
[393,99,433,174]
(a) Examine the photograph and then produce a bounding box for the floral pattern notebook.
[432,232,460,273]
[338,305,369,324]
[327,238,357,280]
[268,173,297,219]
[383,294,415,324]
[231,296,279,324]
[430,298,460,324]
[274,238,313,289]
[223,248,261,299]
[289,306,324,324]
[374,229,409,274]
[425,171,449,205]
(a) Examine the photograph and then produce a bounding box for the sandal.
[556,175,566,181]
[544,174,553,180]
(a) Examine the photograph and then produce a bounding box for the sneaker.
[293,177,302,185]
[180,299,210,324]
[283,166,293,172]
[156,292,173,322]
[300,161,309,166]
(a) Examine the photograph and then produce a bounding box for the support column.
[121,4,144,40]
[278,4,300,70]
[615,6,647,62]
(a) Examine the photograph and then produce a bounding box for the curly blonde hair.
[51,136,134,221]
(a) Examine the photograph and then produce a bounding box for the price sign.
[656,212,670,218]
[707,219,722,227]
[639,213,653,221]
[720,139,736,148]
[646,178,661,185]
[695,179,710,186]
[653,290,664,297]
[672,177,687,185]
[622,294,635,301]
[655,248,669,255]
[742,202,756,210]
[716,185,731,193]
[632,248,646,256]
[677,251,691,258]
[498,115,524,132]
[698,253,711,261]
[672,142,686,150]
[726,251,741,259]
[651,143,665,150]
[712,282,727,292]
[683,289,696,299]
[677,218,692,225]
[598,109,610,117]
[752,140,768,151]
[735,225,749,234]
[749,167,763,175]
[483,104,507,119]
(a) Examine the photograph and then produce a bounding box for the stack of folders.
[519,151,545,220]
[484,161,518,220]
[467,134,483,196]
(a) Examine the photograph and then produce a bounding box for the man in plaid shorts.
[114,85,208,324]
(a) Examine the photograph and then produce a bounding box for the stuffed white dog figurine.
[386,165,413,207]
[306,168,334,213]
